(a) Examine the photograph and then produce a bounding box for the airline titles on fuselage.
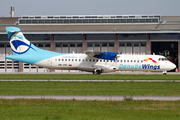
[119,64,160,70]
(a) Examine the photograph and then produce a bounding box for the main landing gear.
[93,69,102,74]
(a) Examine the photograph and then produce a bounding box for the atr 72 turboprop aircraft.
[5,27,176,74]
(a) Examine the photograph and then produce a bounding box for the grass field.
[0,99,180,120]
[0,81,180,96]
[0,74,180,80]
[1,74,180,119]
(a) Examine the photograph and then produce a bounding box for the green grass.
[1,74,180,119]
[0,74,180,80]
[1,81,180,96]
[0,99,180,120]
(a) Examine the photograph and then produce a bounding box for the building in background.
[0,15,180,73]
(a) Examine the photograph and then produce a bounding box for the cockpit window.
[158,58,169,61]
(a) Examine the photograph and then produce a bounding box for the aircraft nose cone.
[171,63,176,70]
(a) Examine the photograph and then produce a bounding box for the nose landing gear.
[163,71,167,75]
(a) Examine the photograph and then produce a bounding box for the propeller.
[114,52,120,67]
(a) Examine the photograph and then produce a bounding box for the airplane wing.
[85,50,103,57]
[85,50,120,60]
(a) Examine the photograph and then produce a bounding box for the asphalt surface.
[0,71,180,75]
[0,95,180,101]
[1,80,180,82]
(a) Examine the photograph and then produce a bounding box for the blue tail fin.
[5,27,65,64]
[6,27,38,55]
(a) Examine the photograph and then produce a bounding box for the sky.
[0,0,180,17]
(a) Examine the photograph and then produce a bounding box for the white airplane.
[5,27,176,74]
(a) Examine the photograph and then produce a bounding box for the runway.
[0,95,180,101]
[1,80,180,82]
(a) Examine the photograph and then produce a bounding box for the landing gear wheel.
[163,71,167,75]
[97,70,101,74]
[93,69,102,75]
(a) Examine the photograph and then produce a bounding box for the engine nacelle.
[94,52,120,60]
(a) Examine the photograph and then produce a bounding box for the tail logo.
[12,40,30,50]
[10,34,35,54]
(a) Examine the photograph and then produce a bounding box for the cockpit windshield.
[158,58,169,61]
